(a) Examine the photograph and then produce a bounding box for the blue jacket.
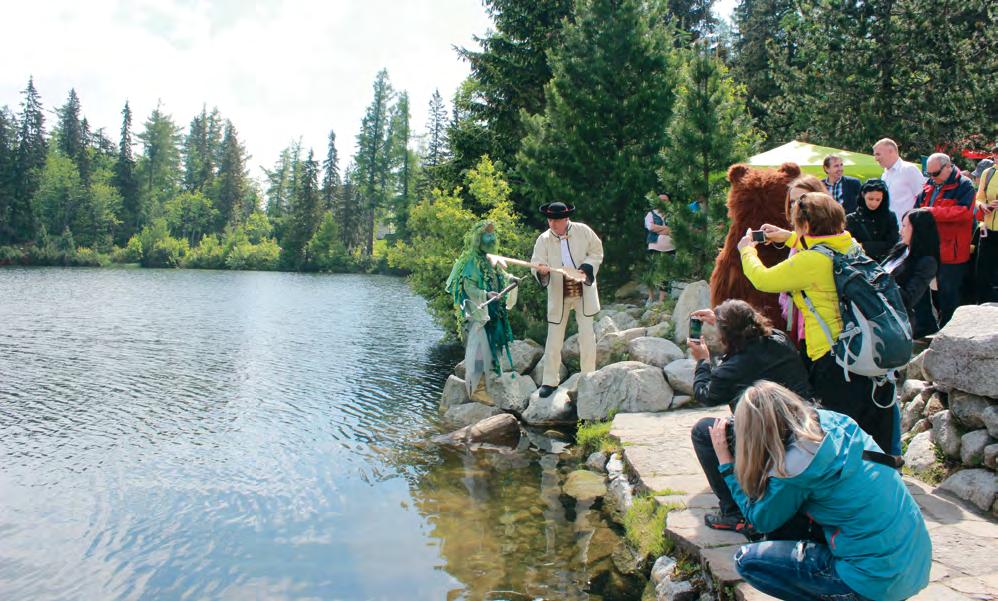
[721,410,931,601]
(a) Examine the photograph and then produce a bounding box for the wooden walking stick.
[486,253,587,282]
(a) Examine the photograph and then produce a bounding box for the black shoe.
[538,385,557,398]
[705,512,762,541]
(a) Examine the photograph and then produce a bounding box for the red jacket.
[914,171,976,264]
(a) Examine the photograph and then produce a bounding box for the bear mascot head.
[709,162,802,332]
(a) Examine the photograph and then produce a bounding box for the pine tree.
[425,89,449,169]
[730,0,794,130]
[321,129,340,213]
[135,103,182,221]
[0,107,19,244]
[113,101,141,244]
[56,89,87,182]
[281,149,322,269]
[667,0,717,39]
[387,91,412,241]
[214,120,250,228]
[658,44,760,281]
[337,166,362,251]
[517,0,680,286]
[12,77,47,241]
[182,107,215,193]
[354,69,395,255]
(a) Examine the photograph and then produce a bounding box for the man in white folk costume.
[531,202,604,398]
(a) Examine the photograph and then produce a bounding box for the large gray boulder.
[984,444,998,470]
[434,413,521,448]
[521,388,577,426]
[530,357,567,387]
[606,311,639,332]
[562,333,580,365]
[922,392,946,419]
[596,329,645,369]
[443,402,501,427]
[454,360,466,379]
[899,379,929,406]
[901,392,928,432]
[984,405,998,439]
[906,349,928,381]
[938,469,998,513]
[961,430,993,467]
[671,280,711,344]
[646,320,674,339]
[628,337,685,368]
[923,305,998,398]
[561,372,582,401]
[595,315,620,340]
[664,359,697,396]
[949,391,994,430]
[440,374,470,411]
[577,361,674,420]
[930,410,963,459]
[485,372,537,414]
[508,339,544,374]
[903,431,939,472]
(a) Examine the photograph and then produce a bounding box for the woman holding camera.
[709,381,931,601]
[740,193,894,452]
[688,299,812,534]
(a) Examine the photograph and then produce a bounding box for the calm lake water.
[0,268,637,601]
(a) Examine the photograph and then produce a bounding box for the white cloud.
[0,0,491,182]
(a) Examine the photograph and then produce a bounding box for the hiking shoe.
[538,385,557,398]
[705,513,762,541]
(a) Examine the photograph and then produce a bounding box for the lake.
[0,268,638,601]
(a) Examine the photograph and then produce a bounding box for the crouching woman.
[709,381,931,601]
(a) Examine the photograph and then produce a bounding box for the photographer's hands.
[709,418,734,465]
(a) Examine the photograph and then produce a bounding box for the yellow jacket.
[976,166,998,231]
[740,231,858,360]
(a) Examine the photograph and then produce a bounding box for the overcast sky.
[2,0,736,181]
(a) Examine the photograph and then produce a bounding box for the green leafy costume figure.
[445,220,518,396]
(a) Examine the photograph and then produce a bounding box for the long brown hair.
[790,192,846,237]
[785,175,828,220]
[734,381,825,499]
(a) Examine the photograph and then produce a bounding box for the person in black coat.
[881,208,940,338]
[687,299,812,534]
[846,178,900,261]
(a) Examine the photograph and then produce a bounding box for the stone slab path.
[611,408,998,601]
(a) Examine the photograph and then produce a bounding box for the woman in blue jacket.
[709,381,931,601]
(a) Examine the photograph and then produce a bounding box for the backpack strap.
[863,449,904,469]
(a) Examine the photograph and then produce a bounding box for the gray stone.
[650,555,677,585]
[671,395,693,409]
[671,280,711,344]
[655,577,696,601]
[441,402,501,427]
[938,468,998,513]
[984,443,998,470]
[595,315,620,340]
[465,413,521,446]
[646,321,674,339]
[611,311,639,332]
[960,430,992,466]
[902,393,927,432]
[628,337,685,368]
[930,410,963,459]
[485,372,536,414]
[923,392,946,419]
[907,349,928,381]
[561,372,582,401]
[529,356,567,387]
[613,281,646,302]
[577,361,675,420]
[562,333,580,365]
[508,339,544,374]
[454,360,466,379]
[949,391,993,430]
[586,451,609,472]
[521,387,576,426]
[663,359,697,396]
[563,469,607,501]
[440,374,470,411]
[923,305,998,398]
[900,379,930,405]
[904,431,939,473]
[982,404,998,439]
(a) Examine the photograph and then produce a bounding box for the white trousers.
[542,295,596,386]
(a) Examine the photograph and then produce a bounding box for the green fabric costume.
[445,220,517,396]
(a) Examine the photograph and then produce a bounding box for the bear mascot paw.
[709,162,802,332]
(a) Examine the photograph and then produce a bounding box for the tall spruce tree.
[214,120,250,227]
[321,129,340,214]
[388,91,412,241]
[354,69,395,255]
[658,44,760,281]
[182,107,216,193]
[281,149,322,269]
[135,103,182,221]
[517,0,680,286]
[730,0,794,130]
[12,77,47,241]
[56,89,87,182]
[425,89,449,169]
[0,107,19,244]
[113,101,141,244]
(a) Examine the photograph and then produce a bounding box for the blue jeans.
[735,540,871,601]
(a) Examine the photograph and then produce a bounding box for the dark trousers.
[936,261,969,327]
[805,352,894,453]
[911,293,938,339]
[976,232,998,303]
[692,416,738,516]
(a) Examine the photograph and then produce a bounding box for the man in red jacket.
[914,152,976,327]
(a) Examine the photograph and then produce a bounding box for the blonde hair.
[733,381,825,499]
[790,192,846,236]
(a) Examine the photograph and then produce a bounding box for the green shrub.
[576,420,619,455]
[71,247,106,267]
[134,220,187,268]
[0,245,24,265]
[184,234,227,269]
[623,495,675,558]
[225,238,280,271]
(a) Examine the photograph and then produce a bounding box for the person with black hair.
[881,209,941,339]
[846,179,899,262]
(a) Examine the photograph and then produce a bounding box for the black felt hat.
[539,202,575,218]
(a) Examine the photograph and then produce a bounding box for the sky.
[2,0,737,182]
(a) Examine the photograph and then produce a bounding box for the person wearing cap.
[845,179,899,262]
[531,202,604,398]
[974,147,998,302]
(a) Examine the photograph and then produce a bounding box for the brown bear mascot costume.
[709,162,802,332]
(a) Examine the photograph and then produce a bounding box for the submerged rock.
[433,413,521,448]
[563,469,607,501]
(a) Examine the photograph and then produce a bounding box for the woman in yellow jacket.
[738,192,894,452]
